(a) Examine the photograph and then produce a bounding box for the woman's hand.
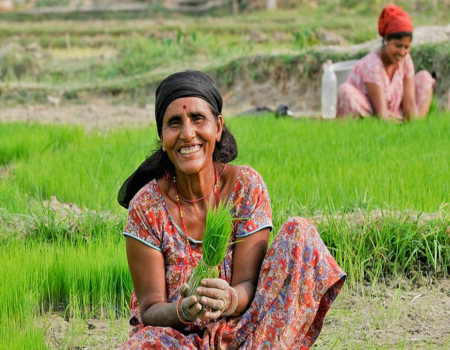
[196,279,231,320]
[178,283,205,322]
[382,113,404,123]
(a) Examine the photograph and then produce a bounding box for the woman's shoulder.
[230,164,272,229]
[359,51,383,68]
[236,164,265,184]
[349,51,384,87]
[129,179,162,211]
[231,164,268,198]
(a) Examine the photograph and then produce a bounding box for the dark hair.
[385,31,413,41]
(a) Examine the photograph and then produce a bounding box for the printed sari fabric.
[337,52,435,119]
[121,165,346,349]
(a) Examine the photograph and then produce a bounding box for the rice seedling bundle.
[187,202,233,298]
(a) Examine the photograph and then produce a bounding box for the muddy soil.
[42,280,450,349]
[0,98,266,130]
[318,280,450,349]
[0,100,156,131]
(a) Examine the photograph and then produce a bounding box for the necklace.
[171,163,227,265]
[176,163,227,203]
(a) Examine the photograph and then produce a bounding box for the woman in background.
[337,4,435,121]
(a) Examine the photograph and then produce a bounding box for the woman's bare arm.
[365,82,402,121]
[127,226,269,324]
[230,228,270,315]
[126,237,203,328]
[402,76,418,120]
[365,82,389,119]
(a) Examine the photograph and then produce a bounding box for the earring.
[162,146,165,151]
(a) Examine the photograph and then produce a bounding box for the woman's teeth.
[180,145,201,154]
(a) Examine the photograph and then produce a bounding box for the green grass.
[187,203,233,297]
[235,113,450,218]
[1,113,449,216]
[1,113,450,347]
[0,215,131,348]
[1,3,449,347]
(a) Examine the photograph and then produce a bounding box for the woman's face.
[384,36,412,64]
[161,97,223,176]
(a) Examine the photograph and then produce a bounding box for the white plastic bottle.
[321,60,337,119]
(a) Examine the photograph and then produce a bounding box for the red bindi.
[183,105,187,109]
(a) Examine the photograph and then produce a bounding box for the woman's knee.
[415,70,435,90]
[280,216,319,242]
[337,83,354,103]
[337,83,369,118]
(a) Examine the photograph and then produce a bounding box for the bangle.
[176,298,193,325]
[222,287,238,317]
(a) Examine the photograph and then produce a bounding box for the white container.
[332,59,359,87]
[321,60,337,119]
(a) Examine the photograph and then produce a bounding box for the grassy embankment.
[1,113,450,348]
[1,5,449,105]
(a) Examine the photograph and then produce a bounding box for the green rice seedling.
[187,202,233,298]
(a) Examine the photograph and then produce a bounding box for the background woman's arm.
[365,82,400,120]
[402,76,419,120]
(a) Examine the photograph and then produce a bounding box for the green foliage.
[293,28,319,50]
[0,43,43,80]
[202,202,233,267]
[1,8,448,104]
[1,114,450,345]
[233,114,450,221]
[326,0,448,13]
[1,113,450,216]
[320,215,450,287]
[0,218,131,346]
[187,202,233,296]
[411,44,450,104]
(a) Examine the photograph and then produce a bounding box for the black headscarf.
[155,70,223,137]
[117,70,225,209]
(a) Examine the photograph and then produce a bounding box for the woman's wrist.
[176,297,193,324]
[222,286,238,316]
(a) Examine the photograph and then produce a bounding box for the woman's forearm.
[231,280,258,317]
[140,280,258,326]
[403,102,418,120]
[141,301,186,330]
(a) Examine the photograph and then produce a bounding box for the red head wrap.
[378,4,413,37]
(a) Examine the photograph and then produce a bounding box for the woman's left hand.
[196,278,231,320]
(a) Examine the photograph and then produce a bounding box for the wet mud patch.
[0,101,156,131]
[317,280,450,349]
[41,313,129,349]
[39,280,450,349]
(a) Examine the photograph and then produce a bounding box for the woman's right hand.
[178,283,205,322]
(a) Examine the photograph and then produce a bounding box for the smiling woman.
[161,97,223,178]
[337,4,435,122]
[117,70,346,349]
